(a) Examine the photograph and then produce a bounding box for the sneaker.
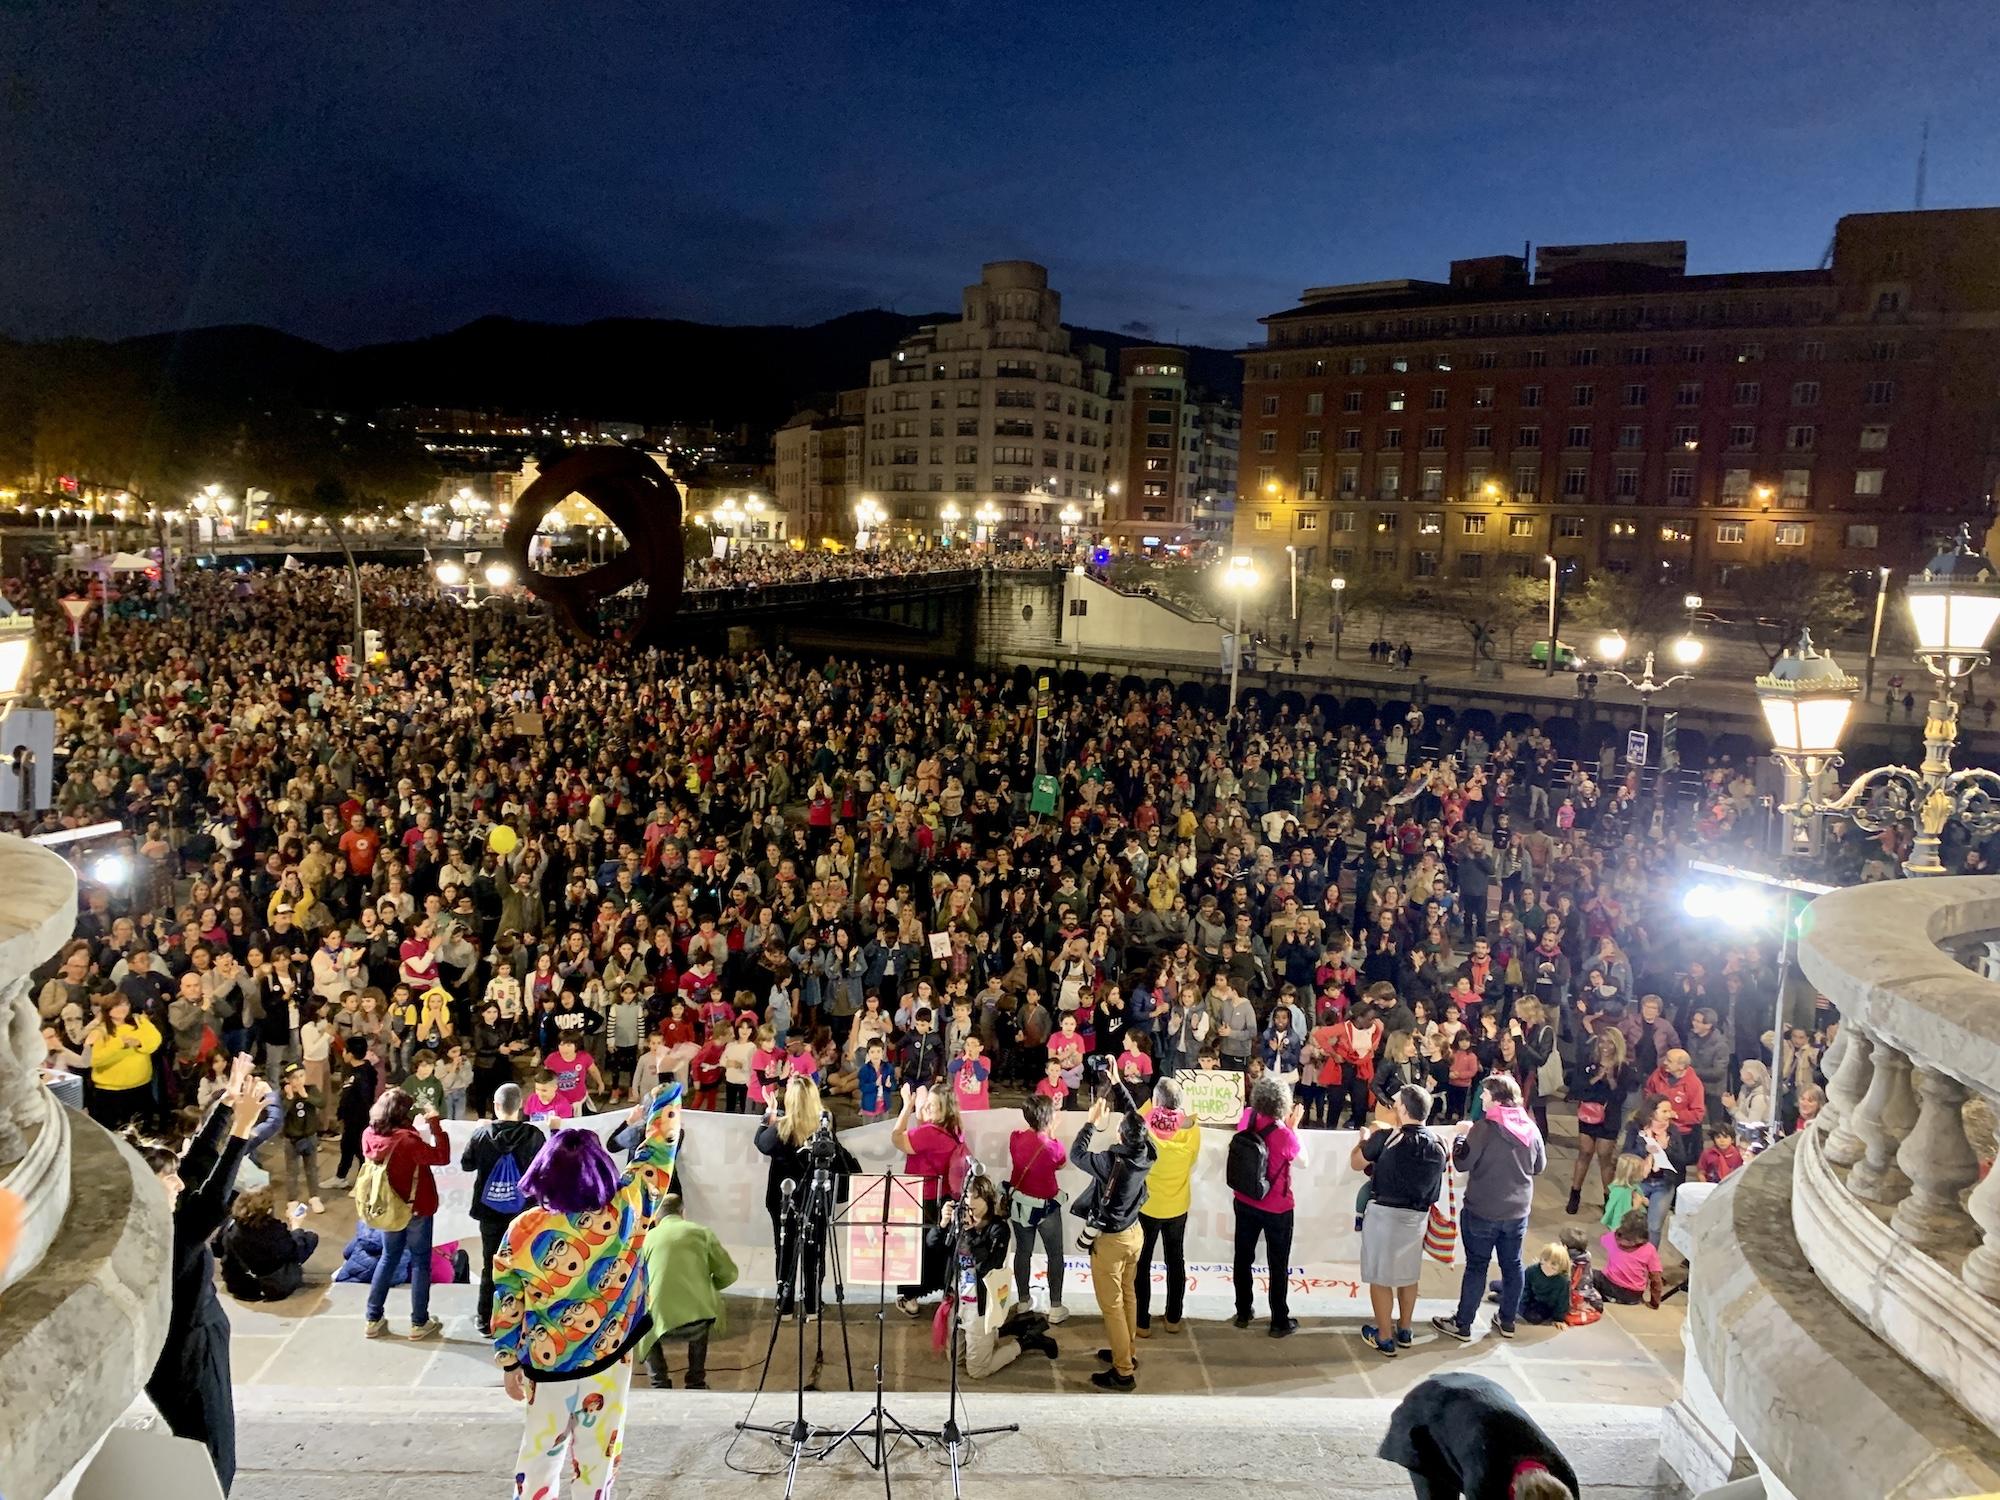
[895,1296,923,1318]
[364,1319,389,1340]
[1046,1303,1070,1325]
[1162,1319,1184,1334]
[1094,1349,1139,1370]
[409,1318,443,1340]
[1269,1316,1300,1339]
[327,1174,351,1191]
[1136,1324,1152,1339]
[1090,1369,1136,1392]
[1231,1311,1253,1329]
[685,1379,709,1390]
[1359,1324,1398,1357]
[1496,1320,1517,1340]
[1430,1314,1473,1343]
[1395,1326,1414,1347]
[309,1196,326,1215]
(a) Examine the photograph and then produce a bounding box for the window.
[1721,468,1751,504]
[957,390,981,407]
[1337,467,1359,496]
[1390,356,1410,372]
[1377,468,1401,499]
[1146,432,1173,449]
[992,445,1033,465]
[1572,383,1596,407]
[1614,466,1639,497]
[1340,428,1363,450]
[1374,511,1400,532]
[1569,347,1600,367]
[1428,389,1448,410]
[1866,379,1896,405]
[1423,426,1446,449]
[1332,510,1356,532]
[1659,521,1691,543]
[1667,468,1694,499]
[1305,392,1323,415]
[1875,289,1902,313]
[1421,467,1444,498]
[1257,466,1276,487]
[1302,429,1322,451]
[1565,424,1592,448]
[1556,516,1587,538]
[1296,512,1320,531]
[1781,468,1812,505]
[1524,349,1548,368]
[1473,386,1494,409]
[1672,424,1699,449]
[1459,552,1485,578]
[1330,547,1355,570]
[1775,523,1807,547]
[1623,346,1656,365]
[1513,465,1540,500]
[1302,465,1321,494]
[1735,343,1763,362]
[1618,424,1643,449]
[1521,385,1543,408]
[1509,516,1537,538]
[1675,382,1702,407]
[1474,350,1499,370]
[955,444,979,463]
[1679,345,1703,363]
[1343,391,1364,413]
[1413,550,1441,578]
[1728,423,1757,450]
[1254,511,1273,530]
[1387,390,1406,411]
[1623,384,1647,407]
[955,474,976,492]
[957,360,979,378]
[955,417,978,436]
[1733,381,1760,405]
[1370,548,1397,572]
[1562,466,1589,497]
[1847,524,1880,549]
[1381,428,1403,449]
[1261,395,1279,416]
[1418,510,1443,535]
[1516,425,1541,448]
[1799,340,1824,361]
[891,445,919,464]
[1467,467,1489,496]
[1608,520,1638,539]
[1716,522,1746,543]
[1147,407,1176,425]
[1142,482,1168,498]
[1348,357,1368,375]
[1470,424,1494,448]
[1791,381,1820,407]
[1145,456,1168,471]
[1860,424,1890,451]
[1463,514,1488,535]
[1786,424,1817,451]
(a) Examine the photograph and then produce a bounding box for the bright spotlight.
[89,853,131,888]
[483,561,515,590]
[1671,635,1704,666]
[435,560,466,587]
[1682,883,1723,920]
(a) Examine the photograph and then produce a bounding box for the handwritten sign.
[1175,1068,1245,1126]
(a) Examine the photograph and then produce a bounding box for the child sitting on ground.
[1601,1153,1649,1231]
[1595,1209,1667,1308]
[1520,1241,1573,1325]
[1561,1224,1602,1324]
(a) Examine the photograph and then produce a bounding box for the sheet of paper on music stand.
[844,1172,925,1286]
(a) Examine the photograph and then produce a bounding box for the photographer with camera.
[1069,1062,1157,1392]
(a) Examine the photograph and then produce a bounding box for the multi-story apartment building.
[862,261,1113,543]
[774,388,865,542]
[1231,209,2000,594]
[1102,347,1242,550]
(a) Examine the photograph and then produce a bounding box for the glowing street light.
[1224,554,1259,714]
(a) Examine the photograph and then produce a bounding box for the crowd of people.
[7,549,1896,1496]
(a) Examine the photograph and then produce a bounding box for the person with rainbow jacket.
[490,1079,682,1499]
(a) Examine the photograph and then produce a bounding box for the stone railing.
[1792,876,2000,1432]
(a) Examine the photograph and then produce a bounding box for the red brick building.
[1230,208,2000,595]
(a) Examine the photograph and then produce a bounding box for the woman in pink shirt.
[1231,1076,1306,1337]
[1006,1094,1070,1321]
[891,1085,966,1314]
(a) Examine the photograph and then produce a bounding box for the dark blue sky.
[3,0,1993,351]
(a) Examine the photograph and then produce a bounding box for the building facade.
[1102,346,1241,550]
[774,389,865,542]
[861,261,1113,544]
[1230,208,2000,594]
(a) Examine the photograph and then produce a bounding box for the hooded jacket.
[360,1117,452,1218]
[461,1117,548,1222]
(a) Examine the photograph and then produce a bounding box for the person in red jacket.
[689,1022,727,1110]
[1643,1049,1707,1167]
[360,1086,453,1340]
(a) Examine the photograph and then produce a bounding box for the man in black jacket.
[1070,1095,1156,1392]
[461,1083,546,1335]
[1378,1371,1579,1498]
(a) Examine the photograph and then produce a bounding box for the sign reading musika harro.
[1175,1068,1245,1126]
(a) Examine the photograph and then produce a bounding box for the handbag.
[1423,1170,1459,1265]
[1537,1045,1566,1101]
[1576,1100,1607,1126]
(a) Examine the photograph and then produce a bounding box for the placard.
[1175,1067,1245,1126]
[927,931,953,960]
[842,1172,925,1288]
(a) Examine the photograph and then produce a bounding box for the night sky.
[4,0,1993,351]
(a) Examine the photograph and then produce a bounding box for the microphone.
[780,1179,795,1200]
[962,1157,986,1181]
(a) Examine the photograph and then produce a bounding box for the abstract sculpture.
[499,446,685,643]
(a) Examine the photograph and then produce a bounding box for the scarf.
[1146,1105,1187,1137]
[1486,1101,1542,1151]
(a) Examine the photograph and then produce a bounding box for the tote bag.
[1423,1170,1460,1265]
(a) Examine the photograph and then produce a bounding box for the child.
[277,1062,326,1218]
[332,1035,376,1187]
[1049,1013,1086,1100]
[949,1037,992,1111]
[689,1022,727,1111]
[1595,1208,1667,1307]
[858,1038,898,1121]
[1695,1124,1745,1183]
[607,983,645,1098]
[1034,1057,1068,1110]
[438,1042,472,1120]
[1445,1033,1479,1121]
[749,1023,784,1112]
[1602,1154,1649,1231]
[1117,1032,1155,1086]
[1561,1224,1603,1323]
[543,1036,600,1117]
[722,1016,758,1113]
[1520,1241,1573,1325]
[523,1067,566,1124]
[404,1048,447,1119]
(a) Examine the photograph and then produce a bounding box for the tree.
[1738,561,1865,666]
[1566,570,1689,653]
[1404,570,1546,674]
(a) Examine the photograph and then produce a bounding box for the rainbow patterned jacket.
[490,1081,682,1380]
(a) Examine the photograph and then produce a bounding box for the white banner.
[433,1109,1456,1318]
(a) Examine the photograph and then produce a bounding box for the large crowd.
[7,549,1898,1499]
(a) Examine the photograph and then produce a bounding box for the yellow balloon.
[488,825,519,856]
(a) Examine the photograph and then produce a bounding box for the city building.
[1102,347,1241,551]
[1230,208,2000,594]
[774,390,866,543]
[861,261,1113,544]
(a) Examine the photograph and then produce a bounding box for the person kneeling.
[219,1185,318,1301]
[638,1193,738,1390]
[929,1175,1058,1377]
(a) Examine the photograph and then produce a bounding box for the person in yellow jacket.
[1136,1075,1202,1336]
[85,992,163,1129]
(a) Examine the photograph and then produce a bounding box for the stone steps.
[230,1387,1683,1500]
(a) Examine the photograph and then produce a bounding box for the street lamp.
[436,555,514,666]
[1598,637,1701,739]
[1224,554,1258,715]
[1543,554,1560,678]
[974,501,1000,544]
[1059,503,1081,545]
[854,496,887,546]
[940,501,961,546]
[1330,576,1347,660]
[1284,544,1298,627]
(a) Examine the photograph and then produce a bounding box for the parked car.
[1527,639,1587,670]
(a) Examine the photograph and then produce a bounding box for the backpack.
[354,1158,413,1231]
[479,1151,525,1216]
[1225,1120,1275,1200]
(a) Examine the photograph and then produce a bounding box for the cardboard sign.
[1175,1067,1245,1126]
[927,931,953,961]
[511,710,545,738]
[1627,729,1649,767]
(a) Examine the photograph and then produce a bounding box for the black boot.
[1565,1187,1582,1216]
[1019,1332,1059,1358]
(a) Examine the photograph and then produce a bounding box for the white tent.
[101,552,155,571]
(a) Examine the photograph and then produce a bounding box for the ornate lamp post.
[1766,527,2000,876]
[1595,632,1704,740]
[1224,554,1258,714]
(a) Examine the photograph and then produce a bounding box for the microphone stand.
[733,1176,822,1500]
